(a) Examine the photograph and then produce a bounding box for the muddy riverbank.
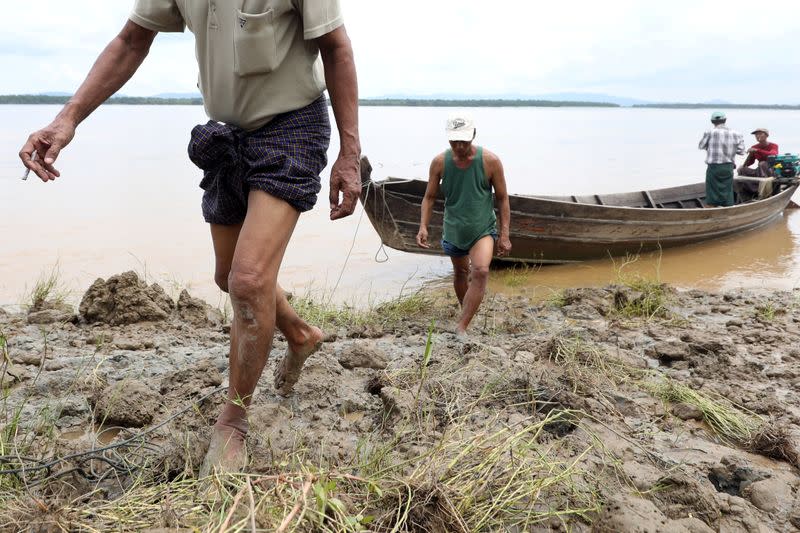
[1,271,799,531]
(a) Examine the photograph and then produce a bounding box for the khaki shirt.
[130,0,343,130]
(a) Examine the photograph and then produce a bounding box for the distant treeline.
[6,95,799,109]
[634,103,800,110]
[357,98,619,107]
[0,95,204,105]
[0,94,618,108]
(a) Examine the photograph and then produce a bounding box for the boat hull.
[358,157,798,263]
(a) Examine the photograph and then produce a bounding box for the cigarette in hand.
[21,152,37,181]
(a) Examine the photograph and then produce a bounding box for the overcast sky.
[2,0,797,104]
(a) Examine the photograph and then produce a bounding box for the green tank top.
[441,146,497,250]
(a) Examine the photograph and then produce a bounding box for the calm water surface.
[1,105,799,308]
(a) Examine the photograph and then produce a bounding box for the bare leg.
[455,236,494,336]
[209,224,324,398]
[273,288,324,395]
[200,191,300,476]
[758,160,771,177]
[450,255,470,306]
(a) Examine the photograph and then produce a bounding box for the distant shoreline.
[357,99,618,108]
[2,95,799,109]
[0,95,617,107]
[634,103,800,110]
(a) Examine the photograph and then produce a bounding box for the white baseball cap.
[445,112,475,141]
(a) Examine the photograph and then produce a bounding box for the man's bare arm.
[486,150,512,255]
[19,21,157,181]
[317,25,361,220]
[417,154,444,248]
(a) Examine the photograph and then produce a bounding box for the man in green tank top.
[417,113,512,340]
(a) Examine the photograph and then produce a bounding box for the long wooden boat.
[358,156,799,263]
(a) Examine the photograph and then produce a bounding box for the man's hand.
[329,154,360,220]
[416,227,430,248]
[496,234,512,257]
[19,119,76,182]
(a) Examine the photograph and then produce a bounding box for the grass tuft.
[613,261,669,319]
[386,410,599,532]
[293,290,433,332]
[651,379,761,445]
[547,332,640,393]
[754,302,778,321]
[607,253,671,319]
[546,289,568,308]
[497,263,537,288]
[26,263,69,312]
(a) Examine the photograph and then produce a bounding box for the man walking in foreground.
[417,113,511,340]
[19,1,360,476]
[698,111,745,207]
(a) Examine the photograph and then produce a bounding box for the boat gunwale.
[373,177,797,215]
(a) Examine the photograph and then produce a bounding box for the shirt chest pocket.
[234,8,281,76]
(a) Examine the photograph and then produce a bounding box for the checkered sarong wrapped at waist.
[187,96,331,224]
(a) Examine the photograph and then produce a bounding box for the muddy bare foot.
[198,425,248,478]
[274,326,324,396]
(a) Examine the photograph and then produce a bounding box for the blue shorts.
[441,232,498,258]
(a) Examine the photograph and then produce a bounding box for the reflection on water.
[487,209,800,297]
[2,105,800,308]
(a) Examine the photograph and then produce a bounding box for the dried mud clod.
[79,271,173,325]
[27,301,77,325]
[175,289,223,327]
[159,359,223,396]
[647,473,721,529]
[92,379,161,428]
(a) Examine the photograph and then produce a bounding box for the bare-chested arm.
[416,153,444,248]
[19,20,157,182]
[485,150,512,256]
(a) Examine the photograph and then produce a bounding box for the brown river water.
[1,105,800,309]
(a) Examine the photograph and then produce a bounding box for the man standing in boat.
[416,113,512,340]
[698,111,745,207]
[19,1,360,477]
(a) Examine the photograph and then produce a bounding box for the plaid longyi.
[188,96,331,224]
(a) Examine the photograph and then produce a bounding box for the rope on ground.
[0,385,226,483]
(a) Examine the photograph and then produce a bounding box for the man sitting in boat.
[738,127,779,177]
[698,111,745,207]
[416,113,512,340]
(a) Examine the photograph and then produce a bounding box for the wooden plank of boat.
[358,156,800,263]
